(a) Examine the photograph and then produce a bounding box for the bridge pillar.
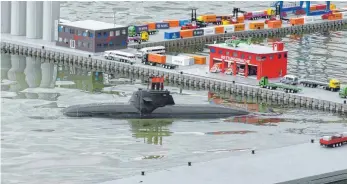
[40,62,55,88]
[24,57,42,88]
[42,1,60,42]
[1,1,11,33]
[10,1,26,36]
[26,1,43,39]
[1,54,11,80]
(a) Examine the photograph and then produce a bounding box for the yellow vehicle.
[299,78,340,92]
[140,31,149,42]
[326,79,340,91]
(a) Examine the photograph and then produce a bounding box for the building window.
[278,54,282,59]
[58,37,62,42]
[104,32,108,37]
[82,32,88,37]
[78,41,82,47]
[77,30,82,36]
[284,53,287,58]
[70,29,75,34]
[109,42,114,47]
[110,31,114,36]
[256,56,261,61]
[58,26,63,32]
[89,33,94,38]
[248,55,252,60]
[103,43,108,48]
[97,44,102,48]
[210,48,215,53]
[218,50,223,54]
[64,27,70,33]
[122,29,126,35]
[226,51,229,56]
[262,56,266,60]
[97,32,102,38]
[241,54,245,59]
[115,30,120,36]
[233,52,238,57]
[269,55,273,60]
[64,38,68,44]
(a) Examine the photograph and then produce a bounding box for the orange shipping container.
[163,20,179,27]
[215,26,224,34]
[249,22,265,30]
[237,16,245,23]
[193,56,206,65]
[180,30,193,38]
[148,53,166,64]
[147,22,156,30]
[331,12,343,20]
[290,17,304,25]
[234,23,245,31]
[267,20,282,28]
[310,5,317,11]
[202,14,217,23]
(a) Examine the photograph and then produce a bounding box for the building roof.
[100,143,347,184]
[208,42,288,54]
[59,20,126,31]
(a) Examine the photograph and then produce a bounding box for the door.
[70,40,75,48]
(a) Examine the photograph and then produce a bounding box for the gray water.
[2,1,347,184]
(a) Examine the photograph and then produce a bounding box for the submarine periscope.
[62,75,249,119]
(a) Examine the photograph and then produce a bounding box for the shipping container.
[193,29,204,37]
[332,12,343,20]
[290,17,304,25]
[148,53,166,64]
[155,22,170,29]
[164,31,180,40]
[315,4,327,10]
[237,16,245,23]
[180,29,193,38]
[135,25,148,33]
[179,19,190,26]
[223,25,235,33]
[147,22,156,30]
[203,27,215,35]
[249,22,264,30]
[171,56,194,66]
[267,20,282,28]
[215,26,224,34]
[310,5,317,11]
[201,14,217,23]
[163,20,180,27]
[234,23,245,31]
[193,55,207,65]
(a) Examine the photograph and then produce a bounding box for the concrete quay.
[128,19,347,51]
[1,38,346,115]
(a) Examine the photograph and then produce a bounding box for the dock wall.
[1,43,346,115]
[129,19,347,52]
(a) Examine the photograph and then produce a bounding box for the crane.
[181,8,207,30]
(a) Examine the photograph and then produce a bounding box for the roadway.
[99,142,347,184]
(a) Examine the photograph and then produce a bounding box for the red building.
[208,41,288,80]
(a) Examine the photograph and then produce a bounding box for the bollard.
[89,54,91,58]
[252,150,255,154]
[42,46,45,49]
[188,162,192,166]
[180,71,183,75]
[232,81,235,84]
[311,139,314,143]
[141,171,145,176]
[344,100,346,104]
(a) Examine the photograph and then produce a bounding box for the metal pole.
[113,11,115,28]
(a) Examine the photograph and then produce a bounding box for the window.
[210,48,215,53]
[78,41,82,47]
[284,53,287,58]
[82,32,88,37]
[262,56,266,60]
[70,29,75,34]
[256,56,261,61]
[218,50,223,54]
[233,52,238,57]
[122,29,126,35]
[269,55,273,60]
[278,54,282,59]
[103,32,108,37]
[103,43,108,48]
[58,37,62,42]
[109,42,114,47]
[110,31,114,36]
[241,54,245,59]
[64,38,68,44]
[97,32,102,38]
[58,26,63,32]
[64,27,70,33]
[226,51,229,56]
[248,55,252,60]
[115,30,120,36]
[97,44,102,48]
[77,30,82,36]
[89,33,94,38]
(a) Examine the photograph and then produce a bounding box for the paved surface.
[99,142,347,184]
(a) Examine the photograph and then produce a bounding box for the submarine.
[62,75,250,119]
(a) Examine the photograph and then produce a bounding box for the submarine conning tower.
[129,75,175,114]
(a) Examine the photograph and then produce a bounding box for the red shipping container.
[273,42,284,51]
[316,4,327,10]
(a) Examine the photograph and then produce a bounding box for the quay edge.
[1,43,347,115]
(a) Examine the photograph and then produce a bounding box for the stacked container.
[193,56,207,65]
[223,25,235,33]
[215,26,224,34]
[234,23,245,31]
[203,27,215,35]
[179,19,190,26]
[171,56,194,66]
[164,31,180,40]
[290,17,304,25]
[180,29,193,38]
[163,20,180,27]
[135,25,148,32]
[156,22,170,29]
[267,20,282,28]
[249,22,264,30]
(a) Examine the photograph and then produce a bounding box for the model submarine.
[62,75,250,119]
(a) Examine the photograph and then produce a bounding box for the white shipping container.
[303,16,314,23]
[252,11,264,16]
[322,136,332,141]
[203,27,215,35]
[224,25,235,33]
[342,12,347,19]
[171,56,194,66]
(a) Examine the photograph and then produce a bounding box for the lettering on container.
[220,55,250,64]
[205,28,214,34]
[193,30,203,35]
[156,23,169,29]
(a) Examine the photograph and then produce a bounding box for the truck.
[299,78,341,92]
[259,76,301,93]
[181,9,207,30]
[128,25,158,38]
[280,75,299,85]
[319,132,347,148]
[339,87,347,98]
[142,53,177,69]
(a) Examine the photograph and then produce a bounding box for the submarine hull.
[62,103,249,119]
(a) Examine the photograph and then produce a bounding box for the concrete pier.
[10,1,26,36]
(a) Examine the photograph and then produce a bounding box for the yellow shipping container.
[330,4,336,10]
[193,56,206,65]
[249,22,264,30]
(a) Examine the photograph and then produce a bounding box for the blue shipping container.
[193,29,204,37]
[164,32,180,40]
[135,25,148,33]
[179,19,190,26]
[155,22,170,29]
